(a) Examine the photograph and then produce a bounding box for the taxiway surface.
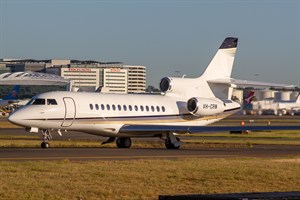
[0,145,299,161]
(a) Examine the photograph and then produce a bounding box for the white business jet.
[8,37,299,149]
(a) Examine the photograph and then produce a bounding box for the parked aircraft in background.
[0,85,20,115]
[243,91,255,104]
[252,94,300,116]
[8,37,300,149]
[242,90,255,115]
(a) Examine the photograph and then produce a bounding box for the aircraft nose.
[8,111,23,126]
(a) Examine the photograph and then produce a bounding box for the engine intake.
[159,77,171,92]
[187,97,225,116]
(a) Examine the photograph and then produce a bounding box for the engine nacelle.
[159,77,197,94]
[187,97,225,116]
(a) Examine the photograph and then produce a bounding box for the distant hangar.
[0,72,71,99]
[0,71,70,86]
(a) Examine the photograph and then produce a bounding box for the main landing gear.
[102,134,182,149]
[164,132,182,149]
[101,137,132,148]
[41,129,51,149]
[116,137,132,148]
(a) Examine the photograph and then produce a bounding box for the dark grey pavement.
[0,145,299,161]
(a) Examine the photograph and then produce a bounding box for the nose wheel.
[41,129,52,149]
[41,142,50,149]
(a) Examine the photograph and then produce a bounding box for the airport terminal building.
[0,59,146,94]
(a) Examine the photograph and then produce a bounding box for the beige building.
[103,68,128,94]
[125,65,146,93]
[61,67,101,89]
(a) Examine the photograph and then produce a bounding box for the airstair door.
[61,97,76,127]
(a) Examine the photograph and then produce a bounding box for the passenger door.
[61,97,76,127]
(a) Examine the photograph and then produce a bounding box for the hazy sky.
[0,0,299,87]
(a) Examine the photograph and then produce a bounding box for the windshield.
[31,98,46,105]
[26,98,58,106]
[47,99,57,105]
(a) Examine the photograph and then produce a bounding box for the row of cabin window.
[89,104,166,112]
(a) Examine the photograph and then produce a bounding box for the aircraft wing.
[207,78,295,88]
[119,124,300,134]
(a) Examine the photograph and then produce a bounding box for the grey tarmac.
[0,145,299,161]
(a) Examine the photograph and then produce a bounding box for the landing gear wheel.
[165,137,180,150]
[41,129,52,149]
[41,142,49,149]
[116,137,132,148]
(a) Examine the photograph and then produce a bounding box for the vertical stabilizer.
[4,85,20,100]
[202,37,238,80]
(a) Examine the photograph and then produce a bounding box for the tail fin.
[4,85,20,100]
[243,91,255,104]
[202,37,238,80]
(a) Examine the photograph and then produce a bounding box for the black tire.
[165,140,174,149]
[116,137,131,148]
[165,137,180,150]
[41,142,49,149]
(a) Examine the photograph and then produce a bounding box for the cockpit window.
[47,99,57,105]
[31,98,46,105]
[26,98,35,105]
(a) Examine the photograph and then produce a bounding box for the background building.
[103,68,128,94]
[0,72,70,99]
[125,65,146,93]
[0,59,147,93]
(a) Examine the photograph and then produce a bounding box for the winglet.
[219,37,238,49]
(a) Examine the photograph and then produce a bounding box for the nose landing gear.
[41,129,52,149]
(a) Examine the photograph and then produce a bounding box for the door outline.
[61,97,76,127]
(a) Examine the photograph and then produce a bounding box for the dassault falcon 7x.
[8,37,300,149]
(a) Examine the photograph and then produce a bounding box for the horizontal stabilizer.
[207,78,295,88]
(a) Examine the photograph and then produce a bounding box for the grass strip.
[0,157,299,200]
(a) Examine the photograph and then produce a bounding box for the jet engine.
[187,97,226,116]
[159,77,196,94]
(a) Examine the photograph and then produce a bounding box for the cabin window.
[145,106,149,112]
[162,106,165,112]
[47,99,57,105]
[106,104,110,110]
[118,105,121,111]
[101,104,105,110]
[151,106,155,112]
[129,105,132,111]
[140,105,144,112]
[32,98,46,105]
[89,104,93,110]
[112,104,116,111]
[134,105,138,111]
[95,104,99,110]
[123,105,127,111]
[156,106,160,112]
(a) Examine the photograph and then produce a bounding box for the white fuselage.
[9,91,240,137]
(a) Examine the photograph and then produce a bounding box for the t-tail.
[159,37,238,100]
[202,37,238,80]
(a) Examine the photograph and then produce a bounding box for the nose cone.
[8,111,24,127]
